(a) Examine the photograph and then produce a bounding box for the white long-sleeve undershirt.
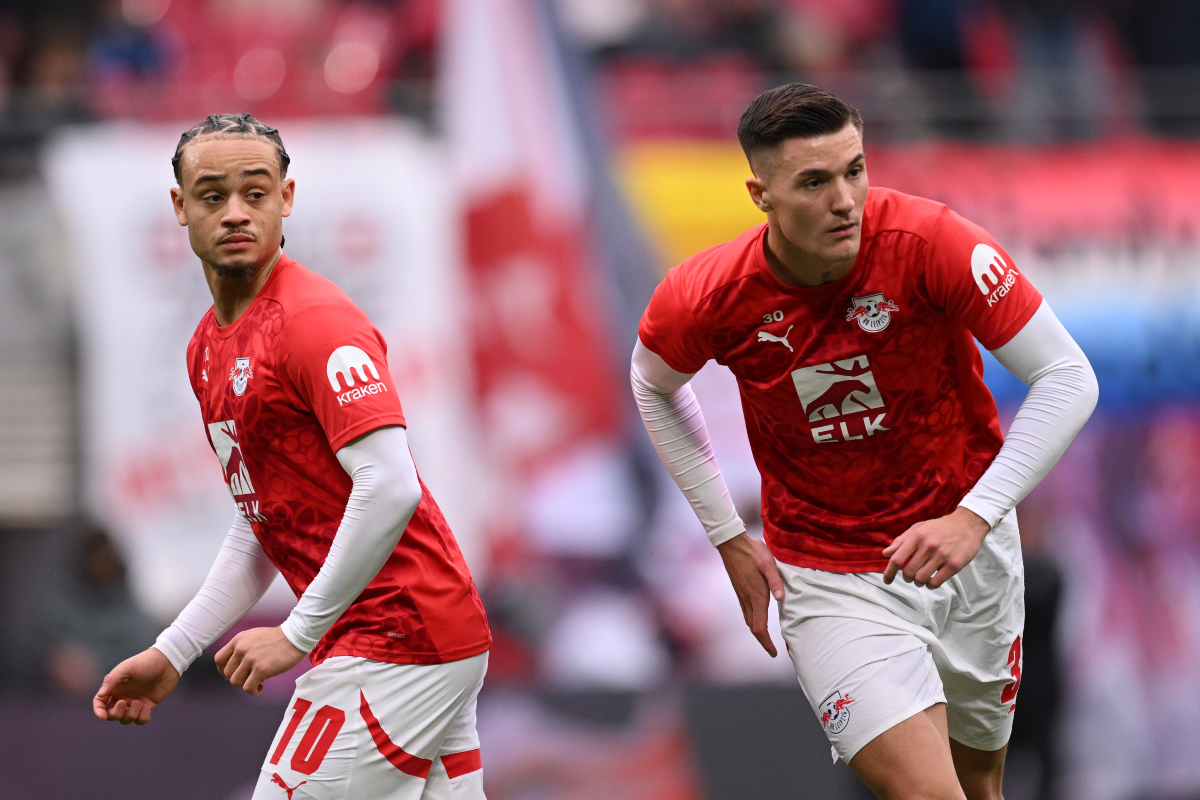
[630,348,745,546]
[958,302,1098,526]
[153,425,423,675]
[631,300,1098,547]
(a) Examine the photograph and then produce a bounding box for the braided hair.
[171,112,290,185]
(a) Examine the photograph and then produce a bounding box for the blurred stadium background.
[1,0,1199,798]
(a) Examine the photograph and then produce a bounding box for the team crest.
[846,293,899,332]
[820,691,855,734]
[229,357,253,396]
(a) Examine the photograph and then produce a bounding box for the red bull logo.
[819,691,855,734]
[846,293,900,332]
[229,356,253,396]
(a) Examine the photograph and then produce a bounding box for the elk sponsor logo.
[791,355,890,443]
[207,420,267,521]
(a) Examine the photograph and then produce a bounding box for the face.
[171,136,294,277]
[745,124,868,266]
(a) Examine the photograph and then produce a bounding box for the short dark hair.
[736,83,862,167]
[171,112,291,184]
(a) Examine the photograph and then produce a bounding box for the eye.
[804,178,823,190]
[247,191,266,200]
[848,167,863,178]
[203,193,222,204]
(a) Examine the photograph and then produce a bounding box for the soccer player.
[92,113,491,800]
[632,85,1097,799]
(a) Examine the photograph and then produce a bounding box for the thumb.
[763,564,784,601]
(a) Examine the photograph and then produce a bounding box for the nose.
[222,194,252,227]
[830,177,855,216]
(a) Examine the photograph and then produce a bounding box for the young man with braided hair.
[93,113,492,800]
[633,85,1097,799]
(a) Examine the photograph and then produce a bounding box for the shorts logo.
[229,357,253,396]
[271,774,307,799]
[820,691,855,734]
[971,243,1019,307]
[326,345,380,392]
[846,293,899,332]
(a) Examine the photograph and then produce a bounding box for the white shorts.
[777,515,1024,763]
[252,652,488,800]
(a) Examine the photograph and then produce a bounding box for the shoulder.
[262,255,361,323]
[863,187,949,244]
[660,223,767,310]
[263,256,380,346]
[186,309,215,358]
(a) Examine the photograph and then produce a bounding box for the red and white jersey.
[187,255,490,665]
[638,187,1042,572]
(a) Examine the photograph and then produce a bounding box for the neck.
[204,249,283,327]
[763,220,855,288]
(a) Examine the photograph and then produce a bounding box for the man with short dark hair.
[93,113,491,800]
[633,84,1097,799]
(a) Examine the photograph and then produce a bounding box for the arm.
[630,340,744,546]
[959,302,1098,525]
[93,512,276,724]
[883,302,1098,587]
[216,425,423,693]
[632,340,784,656]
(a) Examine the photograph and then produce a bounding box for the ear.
[280,178,295,218]
[746,175,771,213]
[171,186,187,226]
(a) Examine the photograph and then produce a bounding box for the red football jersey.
[639,187,1042,572]
[187,255,490,665]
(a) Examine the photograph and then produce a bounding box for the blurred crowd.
[1,0,1200,137]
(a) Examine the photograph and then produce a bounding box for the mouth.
[218,233,255,250]
[827,222,857,238]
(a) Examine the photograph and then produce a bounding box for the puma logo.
[757,325,794,352]
[272,773,308,799]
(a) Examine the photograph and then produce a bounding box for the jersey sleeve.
[279,303,407,452]
[925,207,1043,351]
[185,330,205,401]
[637,267,713,375]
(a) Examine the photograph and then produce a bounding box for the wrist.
[955,505,991,538]
[716,530,750,552]
[279,618,315,655]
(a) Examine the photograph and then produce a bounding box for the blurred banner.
[42,120,487,618]
[441,0,638,561]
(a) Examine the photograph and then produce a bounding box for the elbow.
[385,475,423,523]
[1079,361,1099,421]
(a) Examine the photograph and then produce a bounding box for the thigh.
[937,518,1025,752]
[420,685,487,800]
[849,704,966,800]
[252,658,363,800]
[347,652,489,800]
[777,570,947,764]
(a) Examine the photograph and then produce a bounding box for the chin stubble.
[211,262,255,280]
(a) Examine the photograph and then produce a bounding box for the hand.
[882,506,991,589]
[93,647,180,725]
[215,626,306,696]
[717,532,785,657]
